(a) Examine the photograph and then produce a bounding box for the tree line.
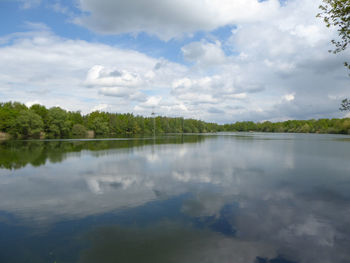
[0,101,221,138]
[223,119,350,134]
[1,101,350,139]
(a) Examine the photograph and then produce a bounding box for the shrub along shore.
[0,101,349,139]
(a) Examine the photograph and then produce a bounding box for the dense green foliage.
[1,101,350,139]
[0,102,220,138]
[224,118,350,134]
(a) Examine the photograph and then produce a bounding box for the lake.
[0,133,349,263]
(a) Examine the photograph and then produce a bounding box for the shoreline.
[1,131,350,142]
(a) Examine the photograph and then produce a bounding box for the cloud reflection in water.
[0,133,349,262]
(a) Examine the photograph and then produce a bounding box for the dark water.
[0,133,350,263]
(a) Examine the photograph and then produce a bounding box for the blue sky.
[0,0,235,63]
[0,0,349,122]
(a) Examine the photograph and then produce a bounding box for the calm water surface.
[0,133,350,263]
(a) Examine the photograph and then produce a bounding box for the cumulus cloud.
[85,65,143,88]
[182,40,226,66]
[85,65,148,101]
[170,75,252,120]
[202,0,350,121]
[1,0,350,122]
[283,93,295,102]
[75,0,280,40]
[0,29,185,115]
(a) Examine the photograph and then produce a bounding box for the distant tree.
[68,111,84,125]
[299,123,311,133]
[46,107,71,138]
[30,104,48,120]
[72,124,87,137]
[340,98,350,111]
[0,102,27,132]
[91,117,109,135]
[10,110,43,138]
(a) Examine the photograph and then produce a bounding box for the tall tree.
[318,0,350,111]
[46,107,71,138]
[318,0,350,69]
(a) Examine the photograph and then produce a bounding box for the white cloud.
[171,75,251,110]
[75,0,280,40]
[85,65,143,88]
[182,40,226,66]
[283,93,295,102]
[90,104,109,112]
[85,65,148,101]
[143,96,162,107]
